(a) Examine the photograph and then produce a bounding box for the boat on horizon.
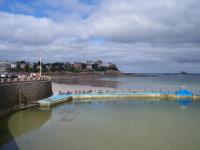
[179,71,187,75]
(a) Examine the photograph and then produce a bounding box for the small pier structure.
[38,89,200,107]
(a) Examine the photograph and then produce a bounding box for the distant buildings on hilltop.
[0,60,119,73]
[0,60,16,72]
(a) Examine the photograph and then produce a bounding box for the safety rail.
[0,76,51,84]
[58,87,200,95]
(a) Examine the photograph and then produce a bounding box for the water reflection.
[1,99,200,150]
[177,99,192,109]
[74,99,195,110]
[0,107,52,150]
[47,100,81,123]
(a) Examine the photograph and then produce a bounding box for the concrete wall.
[0,80,52,118]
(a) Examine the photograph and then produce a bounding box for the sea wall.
[0,79,52,118]
[39,90,200,107]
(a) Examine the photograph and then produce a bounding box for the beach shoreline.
[51,74,124,89]
[51,74,200,95]
[52,82,116,94]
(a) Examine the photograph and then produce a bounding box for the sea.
[1,99,200,150]
[101,73,200,94]
[1,73,200,150]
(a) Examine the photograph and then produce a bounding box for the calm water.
[1,99,200,150]
[102,74,200,94]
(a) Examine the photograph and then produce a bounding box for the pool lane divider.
[38,89,200,107]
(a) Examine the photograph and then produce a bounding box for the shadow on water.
[0,115,19,150]
[0,107,52,150]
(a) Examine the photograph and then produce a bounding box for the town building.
[10,63,17,69]
[45,63,52,70]
[19,61,26,69]
[64,62,71,69]
[28,63,34,69]
[96,60,103,68]
[86,60,94,70]
[0,61,10,72]
[81,63,86,70]
[73,62,82,70]
[108,62,118,70]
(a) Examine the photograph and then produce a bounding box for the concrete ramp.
[39,94,72,107]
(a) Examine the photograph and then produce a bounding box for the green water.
[1,99,200,150]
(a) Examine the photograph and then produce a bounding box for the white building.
[95,60,103,68]
[0,61,10,72]
[11,63,17,69]
[86,60,94,70]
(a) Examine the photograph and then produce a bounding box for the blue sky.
[0,0,200,73]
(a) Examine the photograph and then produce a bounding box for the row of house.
[0,60,118,72]
[71,60,118,71]
[72,60,103,70]
[0,61,16,72]
[46,60,118,71]
[0,60,42,72]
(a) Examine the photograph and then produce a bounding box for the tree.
[25,65,30,72]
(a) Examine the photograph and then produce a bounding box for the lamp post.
[39,50,42,77]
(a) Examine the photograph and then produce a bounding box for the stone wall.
[0,80,52,118]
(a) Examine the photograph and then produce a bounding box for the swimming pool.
[1,99,200,150]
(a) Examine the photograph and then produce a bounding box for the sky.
[0,0,200,73]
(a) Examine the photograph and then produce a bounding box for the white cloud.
[88,0,200,43]
[0,0,200,73]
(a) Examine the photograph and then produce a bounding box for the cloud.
[0,0,200,73]
[0,12,58,45]
[0,11,90,45]
[88,0,200,44]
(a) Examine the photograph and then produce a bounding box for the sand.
[52,82,116,94]
[52,82,167,95]
[51,75,122,88]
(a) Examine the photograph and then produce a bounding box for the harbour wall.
[39,91,200,107]
[0,79,52,118]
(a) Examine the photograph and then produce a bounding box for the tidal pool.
[1,99,200,150]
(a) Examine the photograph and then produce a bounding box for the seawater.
[102,74,200,94]
[1,99,200,150]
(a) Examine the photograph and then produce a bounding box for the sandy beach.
[51,75,123,88]
[51,74,184,94]
[52,82,116,94]
[51,75,126,94]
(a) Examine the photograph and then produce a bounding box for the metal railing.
[59,87,200,95]
[0,76,51,84]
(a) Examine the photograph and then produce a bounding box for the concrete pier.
[39,94,72,107]
[38,89,200,107]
